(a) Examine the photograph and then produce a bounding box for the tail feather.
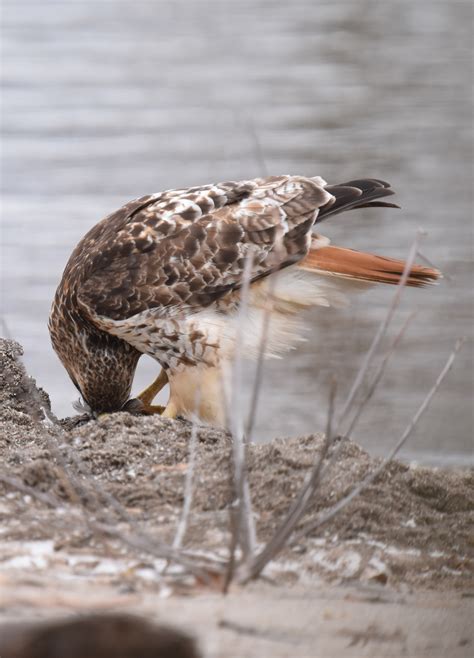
[316,178,400,221]
[299,245,441,287]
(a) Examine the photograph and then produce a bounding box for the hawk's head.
[49,307,140,415]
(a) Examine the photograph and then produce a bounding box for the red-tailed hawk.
[49,176,439,424]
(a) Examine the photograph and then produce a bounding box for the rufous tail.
[299,245,441,287]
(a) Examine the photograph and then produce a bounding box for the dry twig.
[295,337,465,540]
[90,521,222,582]
[4,348,226,584]
[236,233,455,581]
[418,249,450,281]
[245,274,277,442]
[344,311,416,438]
[1,228,458,592]
[0,473,61,508]
[312,235,424,484]
[227,250,257,575]
[172,394,200,550]
[239,379,337,583]
[337,231,423,435]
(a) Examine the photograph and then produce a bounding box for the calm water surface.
[1,0,472,464]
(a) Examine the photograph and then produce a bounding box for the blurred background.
[1,0,472,464]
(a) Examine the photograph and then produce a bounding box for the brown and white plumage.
[49,176,439,424]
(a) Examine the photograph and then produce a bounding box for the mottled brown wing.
[77,176,332,323]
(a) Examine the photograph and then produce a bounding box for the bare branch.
[295,337,465,540]
[337,231,423,435]
[222,499,240,594]
[61,437,141,529]
[417,249,451,282]
[240,379,337,583]
[312,314,416,489]
[2,449,221,583]
[172,394,200,551]
[56,431,224,581]
[0,473,61,508]
[245,274,277,442]
[230,251,254,440]
[91,521,222,582]
[227,250,257,570]
[7,348,223,584]
[344,311,416,438]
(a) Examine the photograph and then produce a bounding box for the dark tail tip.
[317,178,399,222]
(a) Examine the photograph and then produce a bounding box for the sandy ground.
[0,337,473,657]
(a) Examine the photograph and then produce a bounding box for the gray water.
[1,0,473,464]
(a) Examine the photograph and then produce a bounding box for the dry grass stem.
[44,432,97,510]
[1,225,459,593]
[6,351,227,584]
[227,250,257,569]
[417,249,451,281]
[68,451,218,579]
[337,231,423,435]
[344,311,416,438]
[230,250,254,440]
[314,314,416,490]
[222,499,240,594]
[245,274,277,442]
[0,473,61,508]
[295,337,465,540]
[91,521,222,582]
[0,462,218,581]
[240,380,338,583]
[172,392,201,551]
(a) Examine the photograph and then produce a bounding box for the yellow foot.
[137,369,169,406]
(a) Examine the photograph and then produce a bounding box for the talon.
[137,369,168,406]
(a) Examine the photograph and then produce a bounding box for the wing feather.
[77,176,332,324]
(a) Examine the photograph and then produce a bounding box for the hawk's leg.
[139,401,176,418]
[140,403,166,415]
[161,401,178,419]
[137,369,168,406]
[136,369,173,416]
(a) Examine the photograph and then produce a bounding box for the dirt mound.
[0,337,473,592]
